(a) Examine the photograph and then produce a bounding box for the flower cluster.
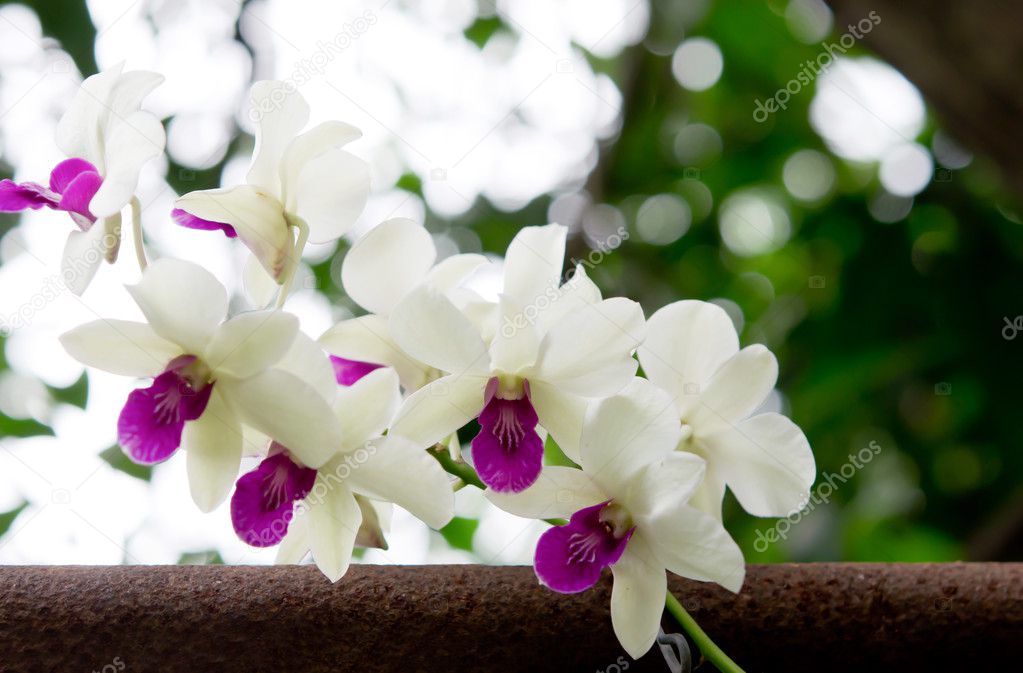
[27,68,815,661]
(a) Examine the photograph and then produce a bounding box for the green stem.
[275,217,309,309]
[664,592,746,673]
[428,446,567,527]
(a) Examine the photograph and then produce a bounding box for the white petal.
[246,80,309,198]
[347,434,454,529]
[579,378,681,495]
[644,505,745,593]
[204,311,298,379]
[532,263,603,334]
[689,345,777,431]
[126,258,228,353]
[341,218,436,315]
[90,110,165,217]
[288,148,370,243]
[687,463,727,521]
[221,369,342,469]
[534,298,644,397]
[61,220,110,296]
[183,391,242,512]
[55,64,125,165]
[489,294,540,375]
[276,507,310,565]
[276,331,338,402]
[319,315,431,391]
[174,185,290,280]
[638,300,739,404]
[334,368,402,448]
[242,252,279,308]
[423,253,488,293]
[390,374,487,448]
[280,120,362,202]
[389,286,489,375]
[60,319,182,377]
[307,481,360,582]
[698,412,815,518]
[610,537,667,660]
[528,380,586,463]
[106,70,164,119]
[625,452,707,521]
[502,223,566,307]
[485,466,604,519]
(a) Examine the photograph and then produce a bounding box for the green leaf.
[0,414,53,438]
[463,16,503,48]
[50,372,88,409]
[0,501,28,538]
[177,550,225,565]
[439,516,479,552]
[395,171,423,196]
[543,434,578,468]
[99,445,153,482]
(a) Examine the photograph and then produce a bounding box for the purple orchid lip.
[534,500,636,594]
[172,207,238,238]
[0,158,102,229]
[231,450,317,547]
[117,355,213,465]
[329,355,384,386]
[471,377,544,494]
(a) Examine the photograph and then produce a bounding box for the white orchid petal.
[222,370,342,470]
[289,148,370,243]
[60,319,182,377]
[690,345,778,431]
[645,505,745,593]
[246,80,310,198]
[528,381,586,463]
[348,435,454,529]
[308,481,360,582]
[280,120,361,200]
[126,258,228,353]
[319,315,431,391]
[175,185,290,281]
[502,223,566,308]
[579,378,681,495]
[276,507,310,564]
[389,287,489,375]
[638,300,740,406]
[334,368,402,448]
[56,65,124,164]
[390,374,487,448]
[89,110,165,217]
[341,218,436,315]
[489,295,540,375]
[534,297,644,397]
[532,264,603,334]
[625,452,706,521]
[242,252,279,307]
[276,331,338,403]
[610,537,667,660]
[204,311,298,379]
[61,221,109,296]
[423,253,488,293]
[485,466,604,519]
[183,391,242,512]
[699,412,815,518]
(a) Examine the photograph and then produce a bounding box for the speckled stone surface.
[0,563,1019,672]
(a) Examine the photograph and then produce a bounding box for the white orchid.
[388,223,644,493]
[230,367,454,581]
[0,63,165,294]
[59,258,342,511]
[637,300,816,518]
[173,80,370,290]
[319,216,486,391]
[487,378,745,658]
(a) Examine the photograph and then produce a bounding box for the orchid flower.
[487,378,745,658]
[173,80,370,291]
[319,216,487,391]
[637,300,816,518]
[0,64,165,294]
[388,224,645,493]
[59,258,342,511]
[231,366,454,581]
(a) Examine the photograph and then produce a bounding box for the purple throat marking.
[470,377,544,494]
